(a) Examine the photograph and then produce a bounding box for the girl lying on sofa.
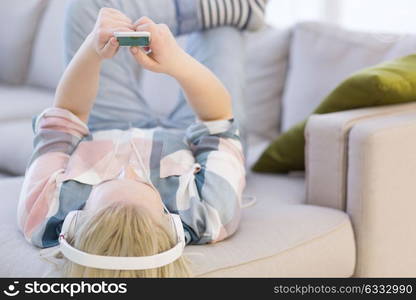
[17,0,266,277]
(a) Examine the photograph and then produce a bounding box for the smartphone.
[114,31,151,47]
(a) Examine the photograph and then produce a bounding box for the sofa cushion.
[0,120,34,176]
[252,120,306,173]
[243,26,291,140]
[0,85,53,176]
[384,34,416,61]
[0,85,54,175]
[0,0,48,85]
[0,175,355,277]
[253,54,416,173]
[27,0,68,90]
[0,85,53,121]
[312,55,416,112]
[281,22,402,132]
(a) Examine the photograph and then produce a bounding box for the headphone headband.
[59,210,185,270]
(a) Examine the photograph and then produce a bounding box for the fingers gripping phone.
[114,31,151,47]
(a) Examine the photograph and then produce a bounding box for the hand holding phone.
[114,31,151,47]
[129,17,188,76]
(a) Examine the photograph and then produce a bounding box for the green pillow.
[253,54,416,173]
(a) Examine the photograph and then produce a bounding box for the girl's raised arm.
[130,17,233,122]
[54,8,134,123]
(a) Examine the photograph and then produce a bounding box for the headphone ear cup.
[60,210,84,242]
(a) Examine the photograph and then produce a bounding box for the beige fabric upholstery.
[243,27,291,140]
[306,103,416,210]
[0,85,53,121]
[0,0,48,84]
[280,22,401,131]
[0,85,53,175]
[0,120,33,175]
[199,221,354,277]
[0,175,355,277]
[347,111,416,277]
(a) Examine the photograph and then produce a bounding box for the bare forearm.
[173,53,233,122]
[54,34,102,123]
[129,18,233,122]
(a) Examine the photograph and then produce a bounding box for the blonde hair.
[62,202,192,277]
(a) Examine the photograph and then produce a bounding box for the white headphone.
[57,138,187,270]
[58,208,186,270]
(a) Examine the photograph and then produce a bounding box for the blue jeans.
[64,0,246,137]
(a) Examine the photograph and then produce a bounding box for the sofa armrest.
[347,111,416,276]
[305,103,416,210]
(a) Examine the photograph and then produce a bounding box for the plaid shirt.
[17,108,246,248]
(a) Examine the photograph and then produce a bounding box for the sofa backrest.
[0,0,48,85]
[281,22,416,131]
[26,0,67,91]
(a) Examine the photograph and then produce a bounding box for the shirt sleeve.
[17,107,90,248]
[181,118,246,245]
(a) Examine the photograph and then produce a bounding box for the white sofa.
[0,0,415,277]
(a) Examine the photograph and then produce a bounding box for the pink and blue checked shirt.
[17,107,246,248]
